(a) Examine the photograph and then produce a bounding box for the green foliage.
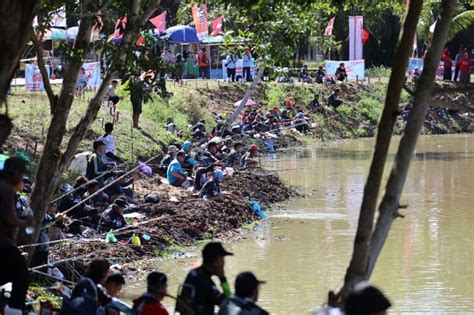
[366,66,392,78]
[448,10,474,41]
[29,284,62,310]
[265,84,286,108]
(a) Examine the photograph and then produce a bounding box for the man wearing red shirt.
[458,52,473,85]
[133,272,169,315]
[198,48,209,79]
[441,48,453,80]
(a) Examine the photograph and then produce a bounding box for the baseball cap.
[202,242,233,263]
[168,145,178,153]
[249,144,259,151]
[3,157,29,174]
[235,271,266,297]
[344,282,391,315]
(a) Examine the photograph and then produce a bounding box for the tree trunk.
[226,70,263,127]
[0,0,37,145]
[336,0,424,301]
[366,0,458,276]
[31,31,57,113]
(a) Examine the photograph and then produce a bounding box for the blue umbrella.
[161,25,200,44]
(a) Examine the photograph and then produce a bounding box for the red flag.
[136,34,145,46]
[210,16,224,36]
[149,12,166,33]
[324,17,335,36]
[362,28,370,45]
[192,4,209,40]
[114,16,127,39]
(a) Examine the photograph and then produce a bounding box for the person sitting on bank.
[226,142,244,168]
[299,65,312,83]
[307,94,321,111]
[328,89,343,108]
[221,137,233,155]
[87,140,110,187]
[84,179,109,213]
[218,271,269,315]
[335,63,348,82]
[159,145,178,176]
[167,151,191,188]
[182,140,198,170]
[241,144,259,168]
[133,272,170,315]
[100,122,123,166]
[98,197,127,231]
[344,282,391,315]
[104,80,124,107]
[315,66,326,84]
[179,242,233,315]
[200,168,225,200]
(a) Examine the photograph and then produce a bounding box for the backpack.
[60,278,99,315]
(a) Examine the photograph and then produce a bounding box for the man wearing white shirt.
[225,51,237,82]
[101,123,123,165]
[104,80,123,106]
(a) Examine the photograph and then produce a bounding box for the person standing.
[0,157,33,311]
[178,242,233,315]
[441,48,453,81]
[218,272,269,315]
[458,52,473,85]
[344,282,392,315]
[198,48,210,79]
[242,49,253,82]
[453,48,465,82]
[225,51,237,82]
[130,73,152,129]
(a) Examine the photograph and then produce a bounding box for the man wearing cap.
[0,157,34,310]
[159,145,178,175]
[240,145,259,168]
[98,197,127,231]
[180,242,233,315]
[218,271,269,315]
[167,151,190,188]
[344,282,391,315]
[87,140,110,187]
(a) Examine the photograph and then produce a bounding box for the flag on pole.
[210,16,224,36]
[362,28,370,45]
[192,3,209,40]
[149,12,167,33]
[324,17,335,36]
[113,16,127,39]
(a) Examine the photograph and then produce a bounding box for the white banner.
[349,16,363,61]
[325,60,365,79]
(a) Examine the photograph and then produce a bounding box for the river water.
[128,134,474,314]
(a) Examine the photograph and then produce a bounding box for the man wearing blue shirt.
[167,151,188,187]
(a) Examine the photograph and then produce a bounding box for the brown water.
[127,134,474,314]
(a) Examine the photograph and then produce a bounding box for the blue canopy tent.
[161,25,200,44]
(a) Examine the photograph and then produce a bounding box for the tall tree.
[333,0,458,305]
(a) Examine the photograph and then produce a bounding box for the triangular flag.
[149,12,166,33]
[211,16,224,37]
[324,17,335,36]
[136,34,145,46]
[362,28,370,45]
[114,16,127,39]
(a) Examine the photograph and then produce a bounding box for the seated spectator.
[166,123,177,136]
[100,123,123,165]
[294,111,310,134]
[159,145,178,175]
[133,272,169,315]
[200,169,225,200]
[104,172,134,203]
[299,65,312,83]
[104,80,123,107]
[221,137,233,155]
[167,151,191,188]
[84,179,109,212]
[328,89,343,108]
[335,63,347,82]
[86,140,110,187]
[307,94,321,111]
[218,271,269,315]
[226,142,244,168]
[315,66,326,84]
[98,197,127,231]
[241,144,259,168]
[199,142,220,166]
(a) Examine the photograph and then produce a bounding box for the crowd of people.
[441,47,473,84]
[58,242,392,315]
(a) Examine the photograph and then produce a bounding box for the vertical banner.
[349,16,363,60]
[82,62,102,87]
[25,64,50,92]
[192,4,209,40]
[324,17,335,36]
